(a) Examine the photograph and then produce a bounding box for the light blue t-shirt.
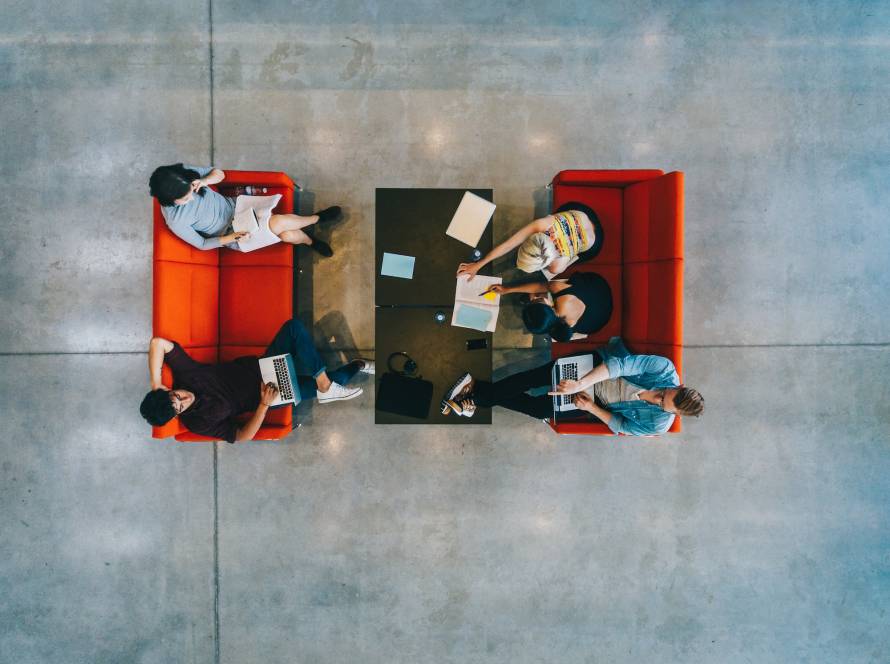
[160,165,236,250]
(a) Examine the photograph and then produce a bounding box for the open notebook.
[451,274,502,332]
[232,194,282,252]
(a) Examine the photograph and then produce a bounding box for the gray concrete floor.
[1,2,889,663]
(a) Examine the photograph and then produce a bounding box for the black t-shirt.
[165,343,262,443]
[554,272,614,333]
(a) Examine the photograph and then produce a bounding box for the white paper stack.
[445,191,496,247]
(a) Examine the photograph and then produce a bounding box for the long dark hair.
[149,163,205,206]
[522,302,573,341]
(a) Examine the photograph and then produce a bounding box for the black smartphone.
[466,338,488,351]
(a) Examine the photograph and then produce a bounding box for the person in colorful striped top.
[456,202,603,280]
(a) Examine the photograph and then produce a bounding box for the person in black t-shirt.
[139,318,372,442]
[486,271,613,342]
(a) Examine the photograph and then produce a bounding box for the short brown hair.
[674,387,704,417]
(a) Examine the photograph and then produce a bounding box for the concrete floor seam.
[212,443,220,664]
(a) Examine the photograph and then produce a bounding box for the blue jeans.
[264,319,360,400]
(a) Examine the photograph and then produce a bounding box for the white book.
[232,194,282,252]
[445,191,496,247]
[451,274,502,332]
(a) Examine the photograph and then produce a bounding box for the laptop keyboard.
[273,357,294,401]
[557,362,578,407]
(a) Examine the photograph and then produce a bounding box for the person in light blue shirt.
[441,337,704,435]
[149,163,343,256]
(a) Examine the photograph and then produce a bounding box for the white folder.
[445,191,496,247]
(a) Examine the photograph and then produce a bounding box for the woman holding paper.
[149,164,342,256]
[487,271,613,342]
[456,202,603,280]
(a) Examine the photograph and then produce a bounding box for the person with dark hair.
[441,337,703,436]
[140,318,372,442]
[489,271,613,342]
[149,163,342,257]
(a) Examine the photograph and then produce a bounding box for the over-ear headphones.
[387,351,418,377]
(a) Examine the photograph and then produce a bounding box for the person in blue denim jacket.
[441,337,704,435]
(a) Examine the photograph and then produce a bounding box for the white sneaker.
[357,359,375,375]
[317,382,363,404]
[444,397,476,418]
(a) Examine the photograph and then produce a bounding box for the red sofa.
[151,170,297,442]
[548,169,684,436]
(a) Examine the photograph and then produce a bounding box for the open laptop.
[259,354,301,407]
[551,354,595,417]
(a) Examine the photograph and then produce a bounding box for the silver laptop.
[258,353,301,407]
[551,354,595,416]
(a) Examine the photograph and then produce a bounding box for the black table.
[375,188,494,425]
[375,308,492,425]
[376,188,494,306]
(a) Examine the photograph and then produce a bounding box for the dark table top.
[375,307,492,425]
[376,188,494,306]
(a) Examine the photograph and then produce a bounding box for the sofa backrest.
[621,171,684,347]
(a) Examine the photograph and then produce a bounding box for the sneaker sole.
[442,373,472,404]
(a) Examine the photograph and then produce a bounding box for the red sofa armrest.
[552,169,664,188]
[549,420,614,436]
[174,424,292,443]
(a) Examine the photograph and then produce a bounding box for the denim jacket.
[595,337,680,436]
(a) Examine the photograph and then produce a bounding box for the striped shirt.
[547,211,589,257]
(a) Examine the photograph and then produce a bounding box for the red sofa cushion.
[552,185,624,266]
[219,265,294,347]
[622,259,683,346]
[153,261,220,347]
[623,172,684,263]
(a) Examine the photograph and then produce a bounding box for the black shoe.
[315,206,342,224]
[309,238,333,257]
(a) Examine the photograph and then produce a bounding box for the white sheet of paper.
[445,191,496,247]
[233,194,282,252]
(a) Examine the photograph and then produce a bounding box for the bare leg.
[268,213,319,235]
[278,229,313,246]
[315,371,332,392]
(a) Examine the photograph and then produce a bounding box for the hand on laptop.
[260,382,279,406]
[548,379,582,396]
[572,392,596,412]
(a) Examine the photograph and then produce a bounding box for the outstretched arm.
[486,281,550,295]
[457,218,550,279]
[148,337,174,390]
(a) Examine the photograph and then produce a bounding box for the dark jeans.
[474,353,603,420]
[264,319,360,400]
